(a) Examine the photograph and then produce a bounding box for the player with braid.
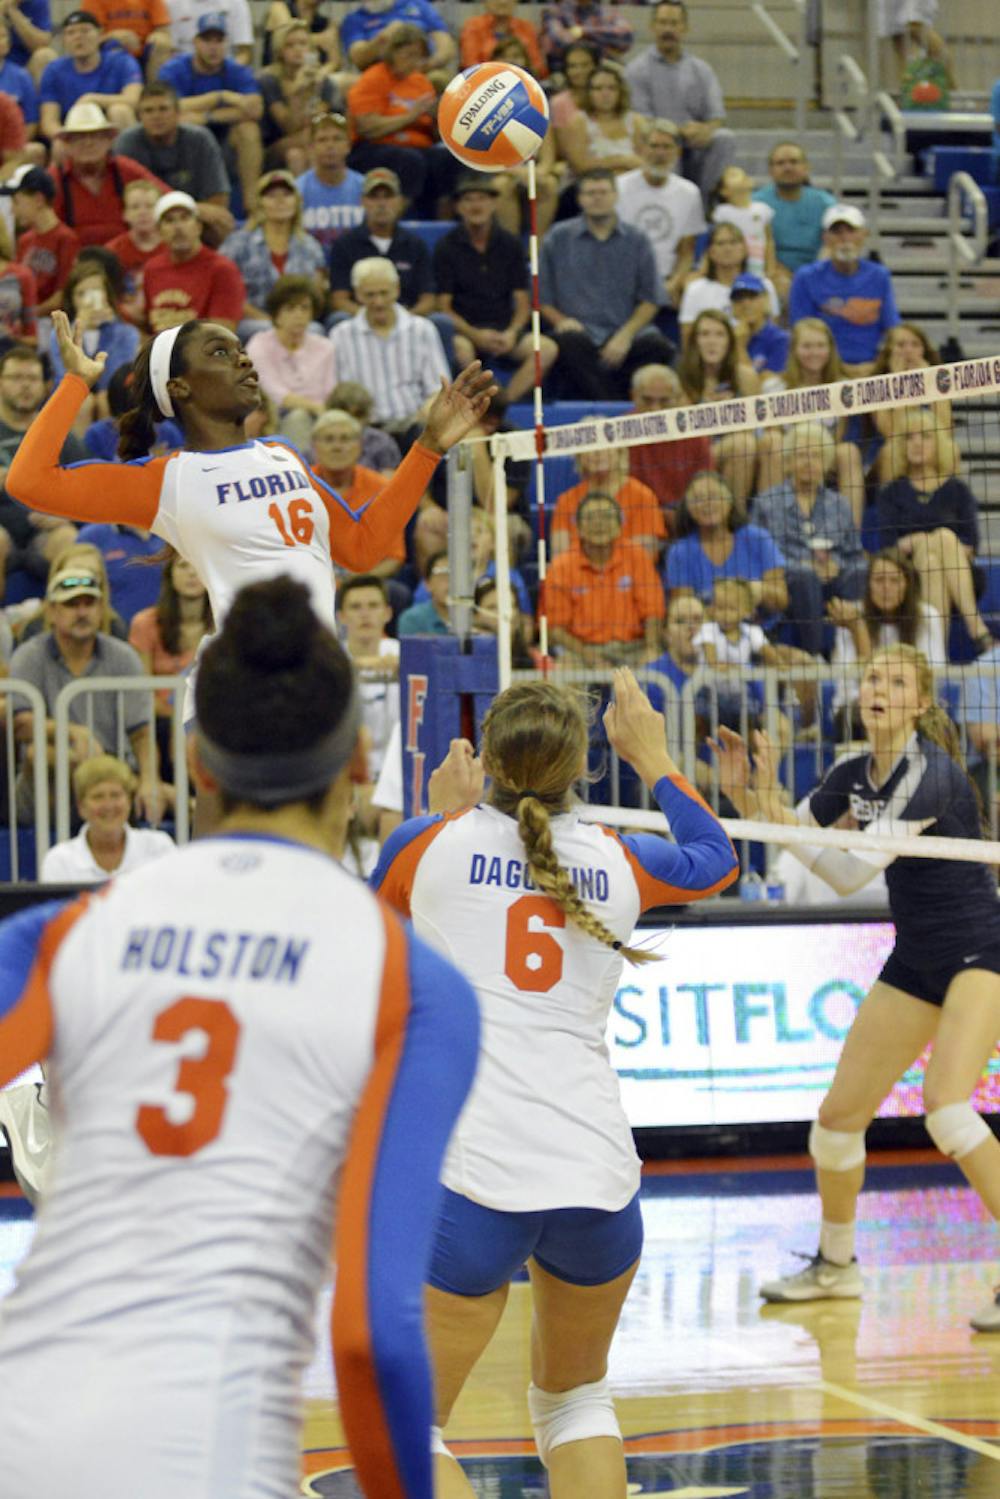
[372,669,738,1498]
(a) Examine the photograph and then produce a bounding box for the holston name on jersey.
[121,925,310,982]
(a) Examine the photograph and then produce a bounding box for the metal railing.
[750,0,809,138]
[947,170,990,348]
[2,680,55,878]
[831,53,870,202]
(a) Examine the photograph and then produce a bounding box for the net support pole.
[526,154,549,666]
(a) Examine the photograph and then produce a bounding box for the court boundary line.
[812,1377,1000,1462]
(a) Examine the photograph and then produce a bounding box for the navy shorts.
[879,944,1000,1008]
[428,1187,644,1297]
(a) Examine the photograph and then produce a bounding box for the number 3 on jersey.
[136,997,241,1157]
[269,497,315,548]
[504,895,566,992]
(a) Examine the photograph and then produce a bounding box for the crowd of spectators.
[0,0,989,858]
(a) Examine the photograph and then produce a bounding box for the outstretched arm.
[312,362,497,574]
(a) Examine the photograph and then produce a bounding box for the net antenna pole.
[526,154,549,671]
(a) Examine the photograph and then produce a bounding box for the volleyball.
[438,62,550,172]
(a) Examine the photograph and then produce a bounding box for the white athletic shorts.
[877,0,938,37]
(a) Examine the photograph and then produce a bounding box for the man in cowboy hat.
[51,98,166,245]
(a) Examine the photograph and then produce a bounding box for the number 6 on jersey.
[504,895,566,992]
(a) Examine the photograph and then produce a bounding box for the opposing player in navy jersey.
[713,644,1000,1331]
[373,672,738,1497]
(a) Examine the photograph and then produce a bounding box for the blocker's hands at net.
[51,310,108,390]
[420,361,499,455]
[707,725,752,812]
[428,737,485,814]
[603,668,676,787]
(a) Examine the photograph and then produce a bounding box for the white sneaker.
[0,1082,51,1206]
[970,1286,1000,1332]
[759,1252,863,1303]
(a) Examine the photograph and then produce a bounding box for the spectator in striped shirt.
[327,254,449,441]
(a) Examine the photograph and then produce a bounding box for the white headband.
[149,325,183,419]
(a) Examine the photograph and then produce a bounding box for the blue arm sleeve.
[0,900,67,1024]
[616,775,738,907]
[364,929,480,1497]
[369,814,442,900]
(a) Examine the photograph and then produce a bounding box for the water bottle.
[739,868,766,903]
[765,877,786,904]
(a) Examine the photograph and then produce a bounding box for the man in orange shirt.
[460,0,546,75]
[311,406,406,590]
[551,443,665,558]
[545,491,666,666]
[347,24,460,217]
[83,0,172,79]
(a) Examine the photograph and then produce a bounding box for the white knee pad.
[429,1425,451,1459]
[926,1101,992,1159]
[527,1377,621,1468]
[809,1120,866,1173]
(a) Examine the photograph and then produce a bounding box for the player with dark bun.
[0,575,480,1499]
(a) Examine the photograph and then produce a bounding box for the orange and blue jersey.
[0,836,479,1499]
[372,774,737,1215]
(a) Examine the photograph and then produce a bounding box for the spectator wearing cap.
[143,188,245,331]
[346,25,461,220]
[328,254,449,437]
[158,10,263,212]
[39,8,142,140]
[340,0,455,80]
[221,167,326,335]
[296,111,364,253]
[328,166,457,364]
[116,80,234,241]
[678,221,780,344]
[165,0,252,66]
[52,99,167,246]
[539,167,674,401]
[460,0,545,76]
[434,175,558,404]
[728,273,789,380]
[9,165,78,313]
[616,117,706,311]
[0,21,41,138]
[788,203,900,376]
[10,560,164,825]
[82,0,172,79]
[753,142,835,302]
[625,0,735,206]
[245,273,335,446]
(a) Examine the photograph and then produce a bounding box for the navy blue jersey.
[808,734,1000,968]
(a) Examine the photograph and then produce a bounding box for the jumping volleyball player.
[713,644,1000,1332]
[372,670,738,1497]
[0,576,480,1499]
[6,312,495,725]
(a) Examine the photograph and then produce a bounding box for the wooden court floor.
[4,1155,1000,1496]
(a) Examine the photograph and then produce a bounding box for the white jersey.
[0,836,478,1499]
[372,778,738,1213]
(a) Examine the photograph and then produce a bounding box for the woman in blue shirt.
[665,470,788,620]
[221,168,327,336]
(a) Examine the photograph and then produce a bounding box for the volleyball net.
[474,350,1000,878]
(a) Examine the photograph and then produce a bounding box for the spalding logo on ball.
[439,61,550,172]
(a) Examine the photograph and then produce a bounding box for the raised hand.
[428,737,485,814]
[706,725,751,810]
[603,667,675,787]
[51,310,108,389]
[419,361,498,455]
[750,729,784,819]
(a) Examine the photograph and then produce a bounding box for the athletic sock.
[819,1219,856,1267]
